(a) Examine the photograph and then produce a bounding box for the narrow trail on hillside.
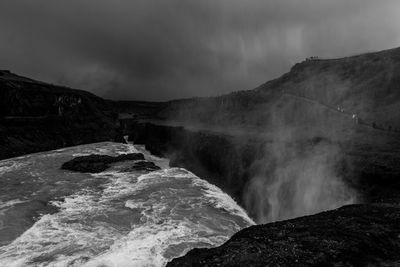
[282,92,354,118]
[281,92,397,133]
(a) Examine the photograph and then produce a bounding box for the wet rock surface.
[121,160,161,172]
[61,153,144,173]
[167,204,400,267]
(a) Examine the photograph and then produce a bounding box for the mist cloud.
[0,0,399,100]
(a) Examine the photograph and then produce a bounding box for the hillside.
[0,70,123,159]
[3,46,400,159]
[156,47,400,134]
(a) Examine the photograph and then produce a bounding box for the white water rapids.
[0,142,254,266]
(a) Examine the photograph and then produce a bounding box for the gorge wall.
[128,122,400,223]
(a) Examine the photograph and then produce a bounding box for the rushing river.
[0,142,254,266]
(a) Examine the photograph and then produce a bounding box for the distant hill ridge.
[158,46,400,133]
[2,46,400,158]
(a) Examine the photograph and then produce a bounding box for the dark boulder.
[121,160,161,172]
[61,153,144,173]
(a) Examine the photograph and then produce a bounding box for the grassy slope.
[158,47,400,132]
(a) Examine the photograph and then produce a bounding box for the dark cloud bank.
[0,0,399,101]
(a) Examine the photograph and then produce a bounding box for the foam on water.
[193,178,256,225]
[0,161,28,176]
[0,199,27,210]
[0,199,28,229]
[0,143,253,267]
[84,168,253,267]
[0,188,123,266]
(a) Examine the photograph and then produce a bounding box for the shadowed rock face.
[167,204,400,267]
[61,153,144,173]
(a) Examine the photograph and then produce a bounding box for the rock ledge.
[61,153,144,173]
[167,204,400,267]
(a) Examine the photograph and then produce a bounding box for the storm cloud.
[0,0,399,101]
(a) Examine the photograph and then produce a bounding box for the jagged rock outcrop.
[167,204,400,266]
[61,153,145,173]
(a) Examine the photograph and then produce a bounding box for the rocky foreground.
[168,204,400,266]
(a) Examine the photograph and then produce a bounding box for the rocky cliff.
[0,70,122,159]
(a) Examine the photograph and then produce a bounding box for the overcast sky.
[0,0,399,101]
